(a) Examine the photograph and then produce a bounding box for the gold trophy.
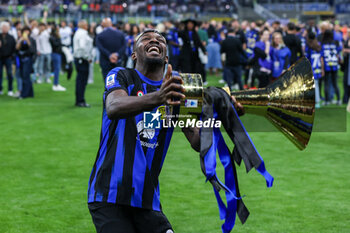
[166,72,204,120]
[170,57,315,150]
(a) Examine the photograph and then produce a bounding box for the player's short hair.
[135,29,165,41]
[134,29,166,49]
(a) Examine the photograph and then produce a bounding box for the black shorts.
[88,202,173,233]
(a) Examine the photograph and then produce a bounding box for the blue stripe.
[88,110,111,202]
[128,84,134,95]
[107,119,126,202]
[152,128,174,211]
[142,83,148,94]
[135,69,163,86]
[131,133,147,208]
[152,184,161,211]
[130,113,147,207]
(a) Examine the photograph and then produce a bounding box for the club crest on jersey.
[137,91,144,96]
[106,74,115,88]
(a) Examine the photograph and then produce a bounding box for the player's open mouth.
[146,46,161,55]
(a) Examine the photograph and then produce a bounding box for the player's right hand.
[157,64,186,105]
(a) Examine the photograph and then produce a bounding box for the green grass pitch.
[0,65,349,233]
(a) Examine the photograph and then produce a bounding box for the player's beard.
[144,57,166,67]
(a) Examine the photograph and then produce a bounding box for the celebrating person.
[87,29,191,233]
[36,23,52,84]
[87,29,243,233]
[16,26,36,98]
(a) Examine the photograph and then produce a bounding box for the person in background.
[317,21,329,42]
[179,19,206,79]
[59,20,74,81]
[36,22,52,84]
[10,21,21,41]
[59,21,73,48]
[88,22,97,84]
[230,19,247,49]
[165,21,181,71]
[320,29,342,105]
[283,22,303,64]
[73,20,93,107]
[342,30,350,107]
[271,32,291,81]
[272,21,283,34]
[96,18,126,80]
[0,21,16,96]
[206,21,222,80]
[245,21,259,59]
[16,26,36,99]
[305,30,322,108]
[250,29,272,88]
[14,24,23,97]
[122,22,131,67]
[221,28,246,90]
[24,12,40,82]
[125,24,140,68]
[243,21,260,88]
[333,23,343,48]
[196,21,209,84]
[50,24,66,91]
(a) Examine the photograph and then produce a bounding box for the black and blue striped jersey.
[88,67,173,211]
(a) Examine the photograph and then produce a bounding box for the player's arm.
[106,65,185,119]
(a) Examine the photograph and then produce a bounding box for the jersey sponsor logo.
[137,91,144,96]
[144,110,161,129]
[106,74,115,88]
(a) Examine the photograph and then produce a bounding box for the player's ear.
[165,55,169,64]
[131,52,137,61]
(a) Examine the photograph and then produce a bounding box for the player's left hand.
[231,96,245,116]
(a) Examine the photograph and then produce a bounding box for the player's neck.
[135,64,164,82]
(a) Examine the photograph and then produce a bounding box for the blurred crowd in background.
[0,9,350,111]
[0,0,237,19]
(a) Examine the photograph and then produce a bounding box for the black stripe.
[88,109,106,189]
[94,120,118,202]
[142,128,167,209]
[89,131,102,187]
[116,117,137,205]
